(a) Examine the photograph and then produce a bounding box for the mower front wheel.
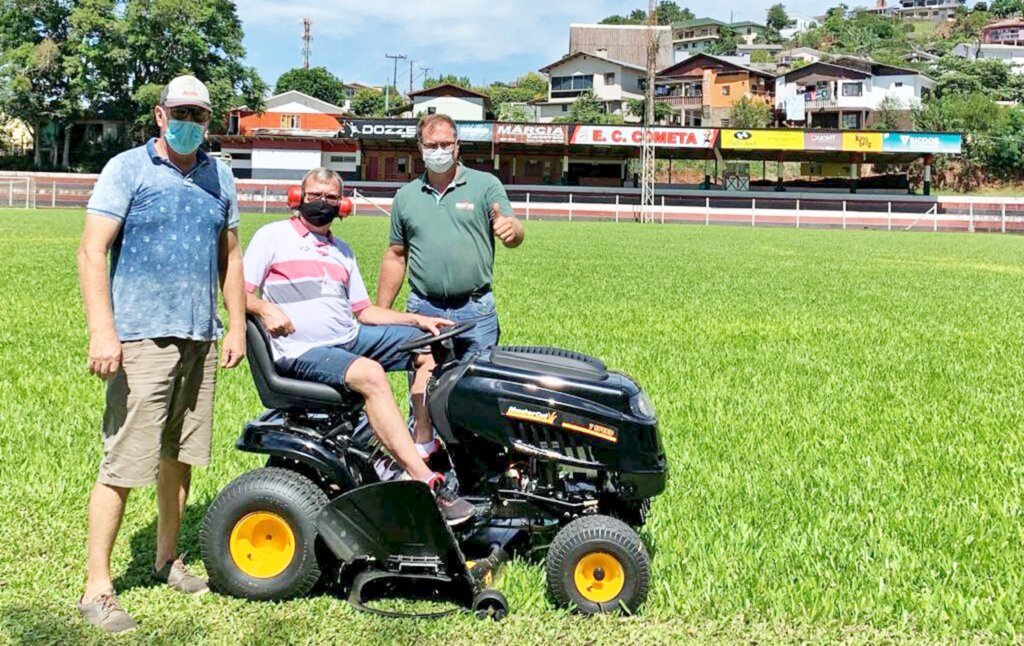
[545,514,650,614]
[200,467,329,601]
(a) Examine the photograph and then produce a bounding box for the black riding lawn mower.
[200,317,668,619]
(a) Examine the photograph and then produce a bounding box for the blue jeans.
[406,290,500,358]
[278,324,424,390]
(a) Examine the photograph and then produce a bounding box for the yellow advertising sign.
[842,132,883,152]
[721,129,804,151]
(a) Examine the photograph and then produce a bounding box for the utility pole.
[301,17,312,69]
[421,67,433,86]
[408,59,416,94]
[385,53,407,112]
[640,0,658,223]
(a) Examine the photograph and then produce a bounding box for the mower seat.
[245,315,361,412]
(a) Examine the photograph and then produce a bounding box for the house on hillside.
[217,89,357,180]
[774,56,934,129]
[867,0,965,22]
[654,52,775,127]
[535,51,645,123]
[729,21,766,45]
[952,42,1024,75]
[983,18,1024,46]
[672,18,729,59]
[407,83,489,120]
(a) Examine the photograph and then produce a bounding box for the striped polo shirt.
[243,217,371,362]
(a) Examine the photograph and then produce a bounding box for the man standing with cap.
[76,74,245,632]
[377,113,524,356]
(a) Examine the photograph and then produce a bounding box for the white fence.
[2,171,1023,234]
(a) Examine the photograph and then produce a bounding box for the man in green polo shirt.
[377,113,524,359]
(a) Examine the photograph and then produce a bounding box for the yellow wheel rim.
[229,511,296,579]
[573,552,625,603]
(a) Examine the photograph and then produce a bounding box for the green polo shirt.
[389,165,512,300]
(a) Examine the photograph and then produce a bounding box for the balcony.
[662,94,704,108]
[805,96,838,109]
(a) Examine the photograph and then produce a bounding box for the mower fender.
[237,420,358,490]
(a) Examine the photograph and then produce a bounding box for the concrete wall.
[412,96,486,120]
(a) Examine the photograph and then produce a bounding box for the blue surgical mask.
[164,119,206,155]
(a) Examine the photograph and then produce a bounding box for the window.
[842,82,863,97]
[396,157,408,174]
[229,152,251,161]
[561,104,568,112]
[721,85,731,96]
[720,118,730,127]
[894,81,903,88]
[281,114,300,128]
[841,112,861,129]
[604,72,616,85]
[550,74,594,97]
[427,106,436,114]
[330,155,356,164]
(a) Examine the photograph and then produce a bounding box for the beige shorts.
[99,338,217,488]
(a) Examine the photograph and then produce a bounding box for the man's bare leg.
[154,458,190,568]
[83,482,130,600]
[346,358,433,481]
[411,353,435,444]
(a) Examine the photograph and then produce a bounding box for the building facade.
[775,57,934,129]
[408,83,489,120]
[983,18,1024,46]
[536,51,645,123]
[952,43,1024,75]
[656,53,775,127]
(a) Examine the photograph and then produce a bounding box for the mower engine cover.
[287,185,353,217]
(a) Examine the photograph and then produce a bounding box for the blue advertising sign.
[881,132,961,154]
[457,122,493,142]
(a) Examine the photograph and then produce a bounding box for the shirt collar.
[289,216,334,247]
[420,163,467,196]
[146,137,210,171]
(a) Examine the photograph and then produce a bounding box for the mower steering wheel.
[396,320,477,353]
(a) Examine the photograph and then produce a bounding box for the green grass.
[2,209,1024,643]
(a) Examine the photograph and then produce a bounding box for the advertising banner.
[493,123,568,145]
[842,132,883,153]
[881,132,962,154]
[804,131,842,151]
[341,119,418,139]
[569,125,717,148]
[457,121,493,142]
[720,129,804,151]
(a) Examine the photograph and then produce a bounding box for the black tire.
[545,514,650,615]
[201,467,329,601]
[472,588,509,621]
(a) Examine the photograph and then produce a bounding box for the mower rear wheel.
[201,467,329,601]
[545,514,650,614]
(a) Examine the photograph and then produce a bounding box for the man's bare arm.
[246,291,295,337]
[77,214,123,379]
[218,227,246,368]
[377,244,408,308]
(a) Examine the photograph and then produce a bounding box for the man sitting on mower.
[243,167,476,525]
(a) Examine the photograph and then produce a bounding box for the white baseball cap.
[160,75,212,111]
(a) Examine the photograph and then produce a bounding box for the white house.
[408,83,489,120]
[536,51,645,123]
[780,13,817,40]
[775,57,934,129]
[777,47,826,67]
[952,43,1024,75]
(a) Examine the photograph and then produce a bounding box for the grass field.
[1,209,1024,644]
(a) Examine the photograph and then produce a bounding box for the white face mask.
[421,145,455,173]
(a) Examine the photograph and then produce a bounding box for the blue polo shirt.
[86,139,240,341]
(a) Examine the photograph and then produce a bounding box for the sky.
[236,0,832,91]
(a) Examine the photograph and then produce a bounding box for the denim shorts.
[406,290,500,357]
[278,324,425,389]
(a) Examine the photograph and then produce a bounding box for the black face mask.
[300,199,336,227]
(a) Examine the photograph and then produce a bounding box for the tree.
[496,103,532,122]
[515,72,549,100]
[626,98,674,123]
[599,9,648,25]
[275,67,347,106]
[750,49,773,63]
[934,56,1013,100]
[599,3,692,25]
[990,0,1024,17]
[552,90,624,124]
[0,1,75,167]
[728,96,773,128]
[350,88,386,117]
[764,3,793,43]
[706,26,738,56]
[872,96,906,130]
[425,73,472,89]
